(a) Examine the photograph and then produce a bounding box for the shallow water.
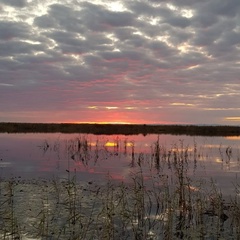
[0,133,240,196]
[1,133,240,239]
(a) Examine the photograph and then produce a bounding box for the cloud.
[204,0,240,17]
[0,21,30,40]
[0,0,240,125]
[0,0,27,8]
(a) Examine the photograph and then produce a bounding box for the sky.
[0,0,240,125]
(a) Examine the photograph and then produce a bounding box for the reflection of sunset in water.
[225,136,240,140]
[0,133,240,197]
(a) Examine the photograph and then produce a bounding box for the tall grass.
[0,136,239,239]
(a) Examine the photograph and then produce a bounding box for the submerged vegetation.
[0,136,240,239]
[1,122,240,136]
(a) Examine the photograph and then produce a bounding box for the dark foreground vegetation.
[0,122,240,136]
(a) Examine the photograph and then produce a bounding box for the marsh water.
[1,133,240,239]
[0,133,240,197]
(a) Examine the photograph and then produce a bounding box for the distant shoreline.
[0,122,240,136]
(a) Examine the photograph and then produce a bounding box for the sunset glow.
[73,121,132,125]
[225,117,240,122]
[0,0,240,125]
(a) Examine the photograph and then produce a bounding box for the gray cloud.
[204,0,240,17]
[79,2,135,32]
[0,21,30,40]
[163,16,191,28]
[0,0,240,124]
[0,41,42,56]
[0,0,27,8]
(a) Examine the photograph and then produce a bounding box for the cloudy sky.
[0,0,240,125]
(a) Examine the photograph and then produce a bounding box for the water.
[1,133,240,239]
[0,133,240,196]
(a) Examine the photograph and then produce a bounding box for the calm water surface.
[0,133,240,196]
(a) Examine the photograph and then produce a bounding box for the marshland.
[0,124,240,239]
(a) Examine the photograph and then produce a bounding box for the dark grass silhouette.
[1,122,240,136]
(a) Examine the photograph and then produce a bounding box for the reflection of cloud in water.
[0,161,12,167]
[0,133,240,196]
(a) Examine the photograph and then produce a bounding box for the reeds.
[0,136,240,239]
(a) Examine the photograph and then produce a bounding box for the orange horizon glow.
[63,113,172,125]
[225,136,240,140]
[71,121,133,124]
[59,107,175,125]
[64,120,174,125]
